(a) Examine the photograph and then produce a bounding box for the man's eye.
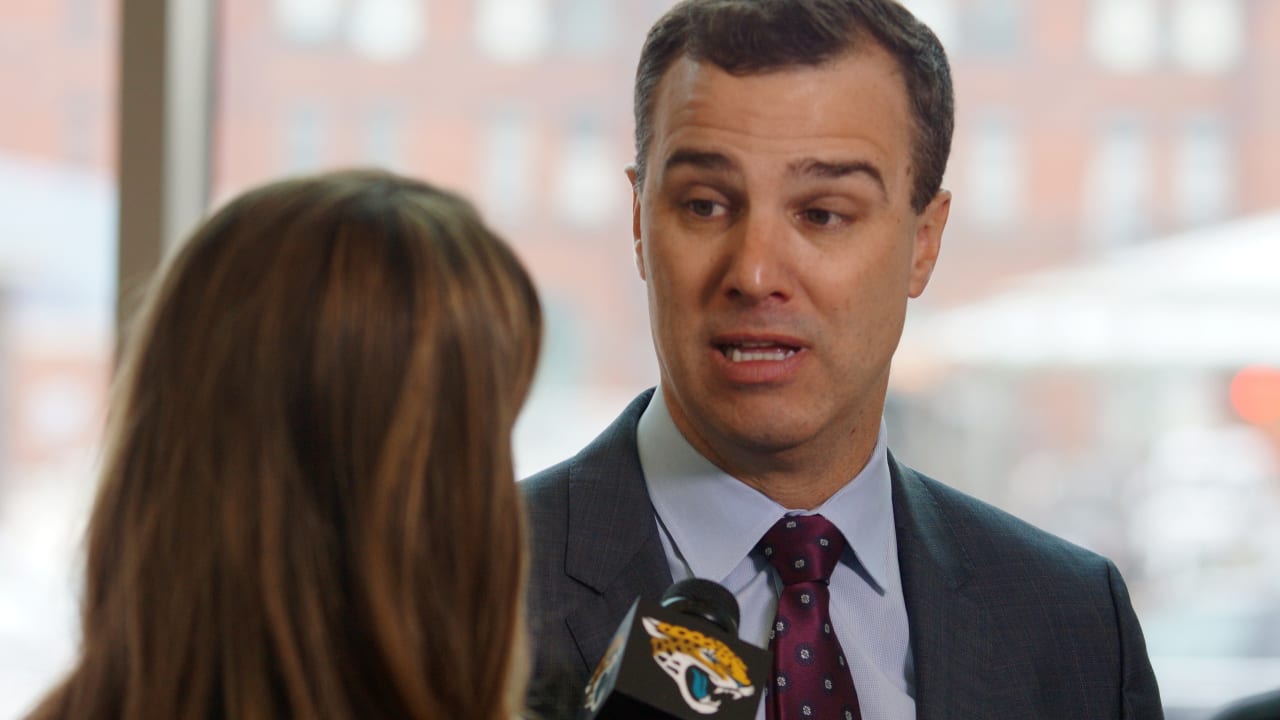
[804,208,842,226]
[687,199,723,218]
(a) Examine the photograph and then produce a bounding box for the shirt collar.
[637,386,895,590]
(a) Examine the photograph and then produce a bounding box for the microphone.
[578,578,770,719]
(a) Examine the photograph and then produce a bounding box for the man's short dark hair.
[633,0,954,214]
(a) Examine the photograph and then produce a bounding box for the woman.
[29,169,542,719]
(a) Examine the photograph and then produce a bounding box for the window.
[273,0,424,60]
[1085,118,1151,247]
[273,0,345,45]
[967,113,1024,229]
[345,0,425,62]
[554,113,620,228]
[360,104,406,169]
[557,0,616,56]
[963,0,1021,56]
[482,110,534,220]
[1170,0,1243,74]
[1173,116,1233,227]
[474,0,551,63]
[283,102,331,171]
[1089,0,1161,72]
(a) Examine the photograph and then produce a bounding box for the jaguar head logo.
[642,616,755,715]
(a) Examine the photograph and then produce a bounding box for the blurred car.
[1144,592,1280,720]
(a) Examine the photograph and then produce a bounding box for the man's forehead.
[645,50,912,190]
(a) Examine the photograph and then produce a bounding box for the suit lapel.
[563,389,674,672]
[890,455,995,719]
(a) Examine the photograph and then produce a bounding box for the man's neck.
[654,381,888,510]
[716,436,879,510]
[672,419,882,510]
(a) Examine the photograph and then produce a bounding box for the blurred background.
[0,0,1277,717]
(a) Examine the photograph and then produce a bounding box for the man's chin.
[698,410,815,459]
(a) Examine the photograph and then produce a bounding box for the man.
[523,1,1163,718]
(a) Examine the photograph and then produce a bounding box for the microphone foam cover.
[660,578,741,635]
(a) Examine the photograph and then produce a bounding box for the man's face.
[629,46,950,478]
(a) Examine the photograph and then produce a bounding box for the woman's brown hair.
[28,169,542,719]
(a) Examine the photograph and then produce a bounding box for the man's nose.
[722,210,793,304]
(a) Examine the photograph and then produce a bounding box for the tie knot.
[756,514,846,585]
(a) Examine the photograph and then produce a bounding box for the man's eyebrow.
[662,150,739,175]
[788,158,887,197]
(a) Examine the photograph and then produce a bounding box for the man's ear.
[626,166,646,281]
[908,189,950,298]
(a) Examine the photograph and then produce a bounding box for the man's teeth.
[724,344,797,362]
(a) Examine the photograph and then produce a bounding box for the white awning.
[901,211,1280,369]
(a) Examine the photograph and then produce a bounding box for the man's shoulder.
[521,388,655,502]
[519,389,659,562]
[521,454,573,510]
[893,460,1115,579]
[893,461,1163,716]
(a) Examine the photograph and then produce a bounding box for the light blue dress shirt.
[637,387,916,720]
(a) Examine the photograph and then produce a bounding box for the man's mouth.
[717,341,800,363]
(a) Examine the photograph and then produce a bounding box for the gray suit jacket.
[522,390,1163,719]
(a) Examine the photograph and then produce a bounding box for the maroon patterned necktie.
[757,514,862,720]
